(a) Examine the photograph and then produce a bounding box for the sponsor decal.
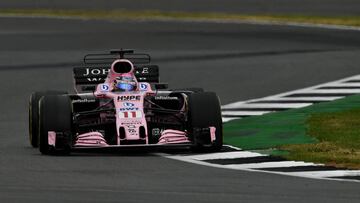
[139,83,148,90]
[142,67,149,74]
[128,128,137,134]
[119,107,139,111]
[72,98,96,103]
[152,128,161,137]
[87,78,104,82]
[118,95,141,101]
[127,125,137,134]
[123,102,135,107]
[100,84,109,91]
[135,67,149,75]
[120,120,142,125]
[155,96,178,100]
[83,68,109,76]
[119,111,142,119]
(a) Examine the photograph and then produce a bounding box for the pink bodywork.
[74,132,108,147]
[48,59,217,148]
[48,131,56,147]
[90,59,157,146]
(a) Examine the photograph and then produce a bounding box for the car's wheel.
[28,91,67,148]
[39,95,72,155]
[188,92,223,152]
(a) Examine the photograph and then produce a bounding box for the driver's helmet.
[113,76,137,91]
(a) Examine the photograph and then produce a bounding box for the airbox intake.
[113,61,132,74]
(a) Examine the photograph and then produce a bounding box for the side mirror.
[154,83,168,90]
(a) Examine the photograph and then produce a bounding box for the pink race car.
[28,50,222,155]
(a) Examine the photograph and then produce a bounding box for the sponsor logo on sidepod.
[123,102,135,107]
[140,83,148,90]
[100,84,109,91]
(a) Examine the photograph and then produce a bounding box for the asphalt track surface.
[1,0,360,16]
[1,16,360,202]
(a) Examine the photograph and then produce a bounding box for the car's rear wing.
[83,49,151,65]
[73,65,160,93]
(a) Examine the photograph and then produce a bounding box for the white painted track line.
[161,152,360,182]
[222,74,360,109]
[289,170,360,178]
[318,83,360,87]
[182,151,265,161]
[227,161,318,169]
[250,97,343,102]
[223,103,313,109]
[222,111,271,116]
[222,117,240,122]
[296,89,360,94]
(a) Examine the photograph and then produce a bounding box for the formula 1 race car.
[28,49,222,155]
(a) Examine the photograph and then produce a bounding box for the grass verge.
[224,95,360,169]
[282,109,360,169]
[0,9,360,27]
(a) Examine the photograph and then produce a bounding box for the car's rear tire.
[28,91,67,148]
[188,92,223,152]
[39,95,72,155]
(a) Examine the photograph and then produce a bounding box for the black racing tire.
[39,95,72,155]
[188,92,223,152]
[28,91,67,148]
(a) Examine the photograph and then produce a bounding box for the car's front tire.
[29,91,67,148]
[39,95,72,155]
[188,92,223,152]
